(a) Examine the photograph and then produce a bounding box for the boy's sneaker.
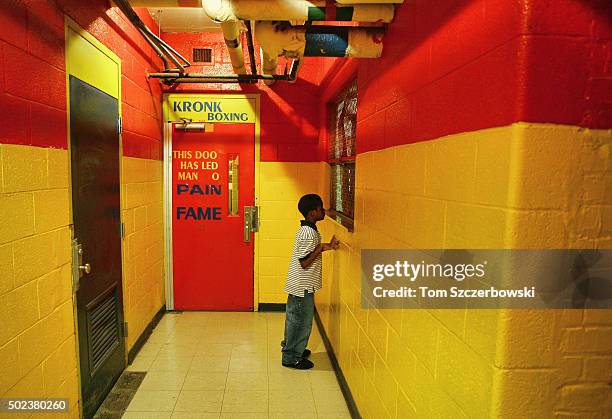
[282,358,314,370]
[280,342,311,359]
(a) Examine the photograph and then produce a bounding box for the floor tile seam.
[266,316,273,417]
[218,363,231,415]
[171,355,190,415]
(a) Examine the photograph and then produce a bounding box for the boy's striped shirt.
[284,221,322,297]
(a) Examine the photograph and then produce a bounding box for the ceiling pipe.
[202,1,248,75]
[113,0,190,72]
[220,21,247,74]
[130,0,203,5]
[260,49,278,86]
[130,0,394,84]
[131,0,403,4]
[289,59,302,83]
[254,23,385,59]
[336,0,402,3]
[255,22,383,84]
[148,72,299,84]
[201,0,396,23]
[133,0,399,22]
[303,26,384,57]
[244,20,258,75]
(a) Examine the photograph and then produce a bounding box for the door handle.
[72,239,91,291]
[79,263,92,275]
[243,206,259,242]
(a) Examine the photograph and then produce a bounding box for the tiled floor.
[122,311,351,418]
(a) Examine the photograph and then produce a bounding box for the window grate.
[328,79,357,229]
[330,162,355,220]
[193,48,213,63]
[328,79,357,161]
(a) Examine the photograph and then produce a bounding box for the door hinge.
[118,117,123,134]
[123,321,128,337]
[120,222,125,240]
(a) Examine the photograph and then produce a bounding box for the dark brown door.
[69,76,125,419]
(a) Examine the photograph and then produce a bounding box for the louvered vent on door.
[87,290,120,375]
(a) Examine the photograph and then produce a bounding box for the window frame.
[326,78,357,232]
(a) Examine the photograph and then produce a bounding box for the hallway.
[1,0,611,417]
[119,312,350,418]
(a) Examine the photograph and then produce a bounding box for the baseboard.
[314,309,361,419]
[258,303,286,312]
[127,305,166,364]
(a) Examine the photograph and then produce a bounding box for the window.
[328,79,357,230]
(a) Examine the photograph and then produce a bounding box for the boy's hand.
[329,236,340,250]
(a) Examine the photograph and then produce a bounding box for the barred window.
[328,79,357,230]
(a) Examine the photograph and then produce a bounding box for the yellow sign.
[164,94,257,123]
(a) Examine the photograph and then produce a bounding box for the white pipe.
[255,22,306,62]
[256,21,383,82]
[346,29,384,58]
[202,0,238,22]
[260,48,278,86]
[132,0,403,6]
[133,0,402,12]
[336,0,402,3]
[200,0,395,23]
[202,1,246,74]
[130,0,203,5]
[255,21,383,59]
[221,21,247,74]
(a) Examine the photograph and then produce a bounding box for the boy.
[281,194,340,369]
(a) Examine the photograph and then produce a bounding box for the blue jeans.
[281,292,314,364]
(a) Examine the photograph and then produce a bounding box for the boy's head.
[298,194,325,221]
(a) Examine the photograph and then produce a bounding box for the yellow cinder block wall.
[257,162,327,304]
[121,157,165,350]
[0,144,79,418]
[0,145,166,417]
[316,123,612,418]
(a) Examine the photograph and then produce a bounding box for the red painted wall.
[318,0,612,154]
[4,0,607,161]
[0,1,163,160]
[161,32,333,162]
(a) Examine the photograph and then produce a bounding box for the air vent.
[87,289,120,375]
[193,48,213,63]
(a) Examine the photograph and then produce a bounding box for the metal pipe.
[256,22,384,59]
[114,0,191,73]
[136,26,170,70]
[148,72,295,84]
[130,0,203,5]
[260,48,278,86]
[149,73,291,80]
[197,0,395,23]
[130,0,403,6]
[136,25,185,72]
[140,23,190,67]
[221,22,247,74]
[244,20,258,75]
[289,59,301,82]
[152,33,185,72]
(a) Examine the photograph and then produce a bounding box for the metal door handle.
[79,263,91,275]
[243,206,259,242]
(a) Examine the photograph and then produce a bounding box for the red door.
[171,123,255,310]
